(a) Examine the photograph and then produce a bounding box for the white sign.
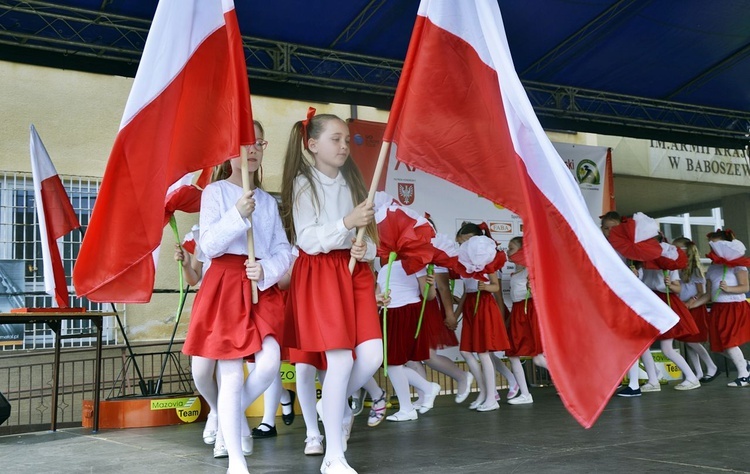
[648,140,750,186]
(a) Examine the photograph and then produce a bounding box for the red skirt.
[505,299,543,357]
[284,250,381,352]
[459,292,510,353]
[382,302,431,366]
[708,301,750,352]
[655,292,699,340]
[288,348,328,371]
[421,298,459,349]
[183,254,284,360]
[678,304,709,343]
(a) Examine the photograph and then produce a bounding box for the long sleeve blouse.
[199,180,292,291]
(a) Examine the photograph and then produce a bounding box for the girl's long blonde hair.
[673,237,704,282]
[280,113,377,245]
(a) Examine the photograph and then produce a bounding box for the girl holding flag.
[692,229,750,387]
[182,121,293,474]
[281,110,382,474]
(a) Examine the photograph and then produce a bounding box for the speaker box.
[0,390,11,425]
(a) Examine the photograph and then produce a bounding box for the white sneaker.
[674,380,701,391]
[202,413,218,445]
[213,443,228,458]
[385,409,418,422]
[468,396,484,410]
[241,435,253,456]
[304,435,324,456]
[507,393,533,405]
[476,401,500,412]
[640,381,661,393]
[320,456,357,474]
[455,371,474,404]
[418,383,441,414]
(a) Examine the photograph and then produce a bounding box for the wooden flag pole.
[240,145,259,303]
[348,140,391,273]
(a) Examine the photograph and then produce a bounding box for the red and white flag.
[30,125,81,307]
[387,0,678,427]
[74,0,254,303]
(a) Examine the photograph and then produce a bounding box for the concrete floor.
[1,379,749,474]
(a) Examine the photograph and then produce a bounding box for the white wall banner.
[648,140,750,186]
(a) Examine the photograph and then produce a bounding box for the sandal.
[727,376,750,387]
[367,390,387,427]
[281,390,296,425]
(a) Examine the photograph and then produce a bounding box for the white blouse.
[706,264,748,303]
[292,167,375,260]
[510,268,530,303]
[376,260,421,309]
[198,180,292,291]
[678,268,705,302]
[641,268,679,294]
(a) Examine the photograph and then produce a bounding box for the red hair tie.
[301,107,316,150]
[477,222,498,245]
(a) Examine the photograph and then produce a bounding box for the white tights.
[388,364,434,413]
[216,359,248,474]
[297,363,325,437]
[491,352,518,388]
[460,351,497,404]
[686,343,717,379]
[509,356,531,397]
[660,339,698,383]
[725,346,750,378]
[191,356,218,424]
[322,339,382,462]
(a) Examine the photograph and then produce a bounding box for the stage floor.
[1,378,746,473]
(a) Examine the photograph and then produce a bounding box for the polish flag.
[386,0,678,427]
[74,0,254,303]
[30,125,81,307]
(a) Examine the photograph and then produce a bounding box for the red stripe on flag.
[389,15,661,427]
[40,175,80,239]
[74,9,253,303]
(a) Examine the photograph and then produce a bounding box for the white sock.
[660,340,698,383]
[216,359,248,473]
[640,349,659,385]
[478,352,497,402]
[461,351,485,402]
[532,353,548,370]
[491,352,517,388]
[509,357,530,397]
[241,337,281,410]
[322,349,354,460]
[628,361,640,390]
[259,374,283,428]
[725,347,749,378]
[192,356,218,418]
[387,365,415,412]
[687,342,717,376]
[296,363,321,438]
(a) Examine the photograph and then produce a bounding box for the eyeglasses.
[252,139,268,150]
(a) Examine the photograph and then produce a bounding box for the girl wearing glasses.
[183,121,292,474]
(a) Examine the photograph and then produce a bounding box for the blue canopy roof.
[2,0,749,147]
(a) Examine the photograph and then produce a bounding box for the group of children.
[600,212,750,398]
[175,110,749,474]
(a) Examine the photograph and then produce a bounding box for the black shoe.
[281,390,296,426]
[251,423,277,438]
[616,386,641,398]
[699,371,719,383]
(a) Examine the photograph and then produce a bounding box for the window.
[0,171,119,350]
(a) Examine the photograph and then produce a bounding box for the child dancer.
[376,261,441,421]
[454,223,511,412]
[673,237,718,382]
[281,111,382,474]
[407,268,474,407]
[692,229,750,387]
[504,236,545,405]
[183,121,292,474]
[639,243,701,391]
